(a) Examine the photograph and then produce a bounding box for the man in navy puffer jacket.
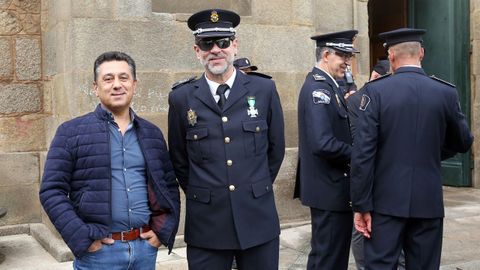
[40,51,180,269]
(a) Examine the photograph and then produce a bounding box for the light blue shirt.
[105,109,151,232]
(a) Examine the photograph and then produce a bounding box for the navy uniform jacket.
[351,66,473,218]
[294,67,353,211]
[346,85,368,139]
[168,71,285,250]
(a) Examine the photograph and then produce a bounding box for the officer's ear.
[419,46,425,61]
[321,49,330,62]
[231,37,238,55]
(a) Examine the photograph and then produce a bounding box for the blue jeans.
[73,238,158,270]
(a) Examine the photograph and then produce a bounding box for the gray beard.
[200,53,234,75]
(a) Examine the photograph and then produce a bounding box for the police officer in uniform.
[294,30,359,270]
[168,9,285,270]
[351,28,473,269]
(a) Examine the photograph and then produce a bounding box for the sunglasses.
[196,37,233,51]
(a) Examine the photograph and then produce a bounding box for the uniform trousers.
[307,208,352,270]
[365,212,443,270]
[352,227,406,270]
[186,236,279,270]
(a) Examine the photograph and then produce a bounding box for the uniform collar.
[205,68,237,97]
[394,66,426,76]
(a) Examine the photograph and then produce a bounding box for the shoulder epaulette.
[366,73,391,83]
[430,75,456,87]
[171,76,197,90]
[247,71,272,79]
[313,74,326,81]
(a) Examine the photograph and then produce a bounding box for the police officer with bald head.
[294,30,359,269]
[168,9,285,270]
[351,28,473,269]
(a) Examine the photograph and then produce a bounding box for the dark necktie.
[216,84,229,109]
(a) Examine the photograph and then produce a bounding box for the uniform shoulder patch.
[313,74,326,81]
[430,75,456,87]
[359,94,371,111]
[171,76,197,90]
[312,89,331,104]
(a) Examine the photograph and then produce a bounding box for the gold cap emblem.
[210,11,219,23]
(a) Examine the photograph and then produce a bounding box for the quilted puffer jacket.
[39,105,180,258]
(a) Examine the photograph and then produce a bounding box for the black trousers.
[186,237,279,270]
[307,208,352,270]
[365,212,443,270]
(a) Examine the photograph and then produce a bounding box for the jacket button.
[193,134,198,140]
[229,185,235,191]
[255,126,260,132]
[349,201,352,207]
[193,194,197,199]
[227,160,233,166]
[266,186,269,191]
[225,137,231,143]
[222,116,228,122]
[344,173,348,177]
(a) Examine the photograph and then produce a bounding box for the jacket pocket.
[251,179,273,198]
[186,186,211,204]
[242,120,268,157]
[186,127,211,163]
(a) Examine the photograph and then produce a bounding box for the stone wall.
[0,0,44,226]
[0,0,372,232]
[471,0,480,187]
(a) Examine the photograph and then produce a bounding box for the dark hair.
[373,60,390,75]
[93,51,136,81]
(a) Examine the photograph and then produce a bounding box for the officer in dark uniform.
[351,28,473,269]
[234,57,273,79]
[347,59,409,270]
[294,30,359,270]
[168,9,285,270]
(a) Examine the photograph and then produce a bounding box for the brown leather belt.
[110,225,151,241]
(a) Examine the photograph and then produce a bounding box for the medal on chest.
[247,96,258,118]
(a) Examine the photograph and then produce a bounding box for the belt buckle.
[120,230,128,242]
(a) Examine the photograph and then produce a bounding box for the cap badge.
[187,108,197,126]
[210,11,219,23]
[247,96,258,117]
